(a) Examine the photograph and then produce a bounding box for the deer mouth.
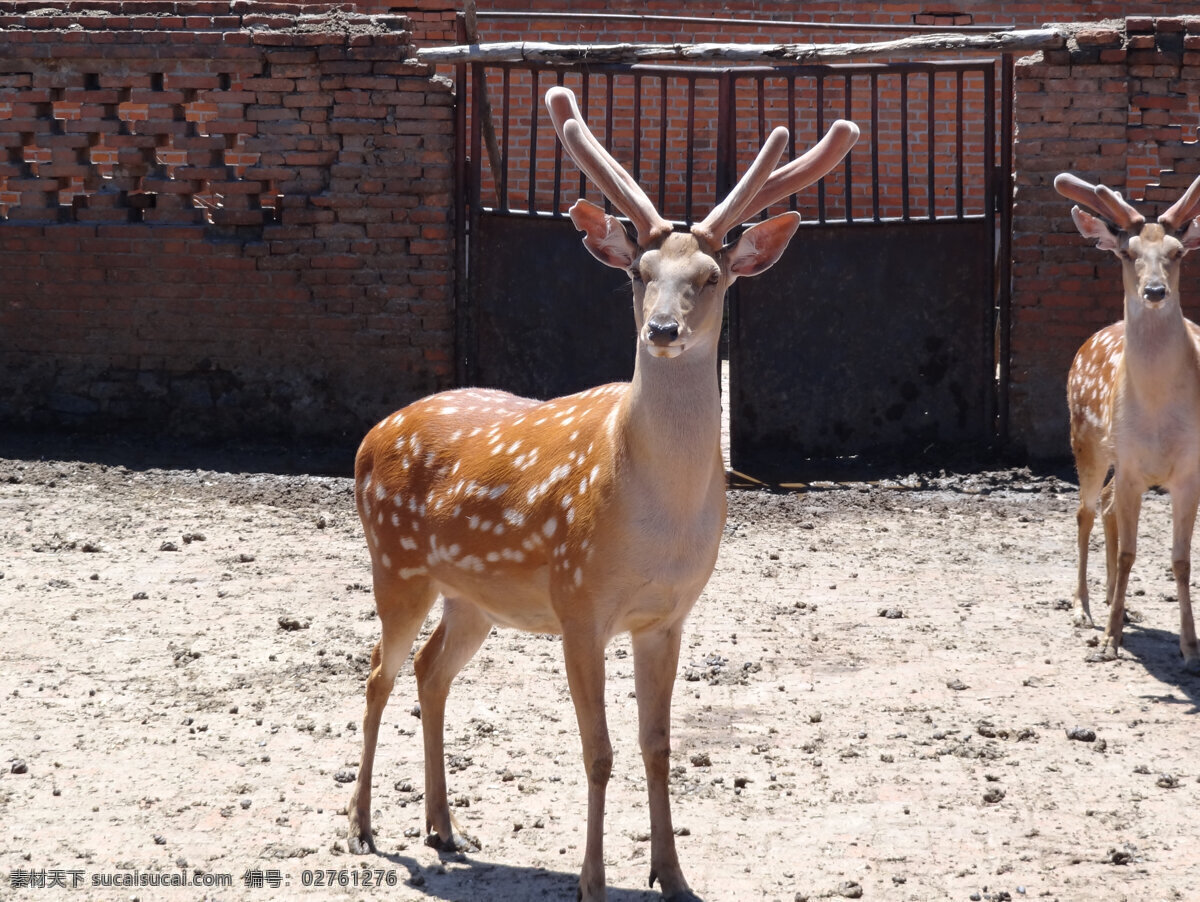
[645,340,684,359]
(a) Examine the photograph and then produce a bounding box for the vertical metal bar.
[900,73,910,220]
[527,69,538,214]
[658,77,668,212]
[454,13,471,386]
[955,69,964,219]
[927,70,936,220]
[686,76,696,224]
[870,70,880,222]
[982,60,998,448]
[786,76,797,213]
[499,66,511,212]
[716,71,735,211]
[552,69,564,215]
[997,54,1014,447]
[605,73,615,217]
[580,76,590,202]
[632,72,642,185]
[816,73,826,224]
[843,73,853,223]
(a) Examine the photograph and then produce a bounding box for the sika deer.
[346,86,858,900]
[1058,171,1200,670]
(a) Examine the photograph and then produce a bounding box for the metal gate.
[454,53,1013,479]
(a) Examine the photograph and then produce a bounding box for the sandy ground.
[2,447,1199,902]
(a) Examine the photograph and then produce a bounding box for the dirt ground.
[2,443,1199,902]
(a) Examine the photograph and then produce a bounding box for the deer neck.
[619,341,723,501]
[1121,295,1199,407]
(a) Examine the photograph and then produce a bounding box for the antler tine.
[691,126,789,251]
[1053,172,1145,231]
[1158,174,1200,231]
[743,119,860,221]
[694,120,860,250]
[545,86,672,246]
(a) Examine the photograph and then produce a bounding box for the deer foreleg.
[1169,485,1200,672]
[562,624,612,902]
[1102,477,1142,661]
[632,622,699,902]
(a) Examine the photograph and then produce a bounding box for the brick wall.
[1011,16,1200,458]
[0,2,455,440]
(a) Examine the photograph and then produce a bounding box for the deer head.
[1055,172,1200,314]
[546,86,859,360]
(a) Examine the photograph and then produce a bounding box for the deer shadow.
[1113,622,1200,713]
[371,849,678,902]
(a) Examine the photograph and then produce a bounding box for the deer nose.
[1143,282,1168,303]
[646,317,680,345]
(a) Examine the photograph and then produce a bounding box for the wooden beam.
[416,27,1067,65]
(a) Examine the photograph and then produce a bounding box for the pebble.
[1066,727,1096,742]
[333,768,356,784]
[10,759,28,774]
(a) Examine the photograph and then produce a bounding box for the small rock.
[333,769,356,784]
[946,678,968,691]
[877,607,905,619]
[1156,773,1179,789]
[1066,727,1096,742]
[837,881,863,898]
[689,753,712,767]
[10,759,28,775]
[153,834,167,845]
[1108,848,1132,865]
[237,552,256,563]
[983,787,1006,804]
[182,532,206,544]
[277,616,310,632]
[159,541,179,552]
[733,776,751,789]
[410,704,422,719]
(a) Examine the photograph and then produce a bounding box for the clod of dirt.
[237,552,256,563]
[182,532,205,544]
[80,541,103,553]
[877,607,905,619]
[809,711,823,723]
[1156,773,1179,789]
[277,616,310,631]
[836,881,864,898]
[159,541,179,552]
[1108,848,1132,865]
[946,678,968,691]
[983,787,1006,804]
[333,768,356,784]
[153,834,167,845]
[10,759,28,774]
[689,752,712,767]
[1066,727,1096,742]
[261,843,317,859]
[410,704,421,719]
[733,776,751,788]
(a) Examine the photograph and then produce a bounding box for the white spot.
[398,566,427,579]
[375,483,386,501]
[468,515,480,530]
[543,518,558,538]
[481,520,493,532]
[391,513,400,527]
[503,508,526,528]
[486,551,500,562]
[566,507,575,525]
[573,567,583,587]
[400,537,417,550]
[381,553,392,568]
[440,406,458,415]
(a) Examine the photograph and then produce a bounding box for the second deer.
[1058,171,1200,671]
[346,86,858,900]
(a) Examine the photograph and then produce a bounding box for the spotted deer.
[346,85,858,900]
[1058,171,1200,671]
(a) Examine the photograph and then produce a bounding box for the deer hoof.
[1181,654,1200,674]
[425,831,479,854]
[347,829,376,855]
[1071,609,1094,628]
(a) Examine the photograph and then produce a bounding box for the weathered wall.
[0,1,455,439]
[1011,16,1200,457]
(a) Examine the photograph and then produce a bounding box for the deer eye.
[629,268,644,283]
[706,271,720,286]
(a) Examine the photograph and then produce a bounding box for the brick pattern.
[0,2,456,438]
[1011,16,1200,457]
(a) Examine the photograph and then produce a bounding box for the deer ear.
[1070,206,1120,251]
[725,212,801,278]
[569,199,638,270]
[1179,217,1200,253]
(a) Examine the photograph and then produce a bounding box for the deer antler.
[1158,174,1200,231]
[545,86,673,247]
[1053,172,1145,231]
[692,119,860,251]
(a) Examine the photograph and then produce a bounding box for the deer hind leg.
[412,596,492,851]
[1100,478,1118,608]
[1072,449,1109,627]
[632,622,701,902]
[1169,483,1200,672]
[1099,475,1143,662]
[348,571,437,854]
[561,623,613,902]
